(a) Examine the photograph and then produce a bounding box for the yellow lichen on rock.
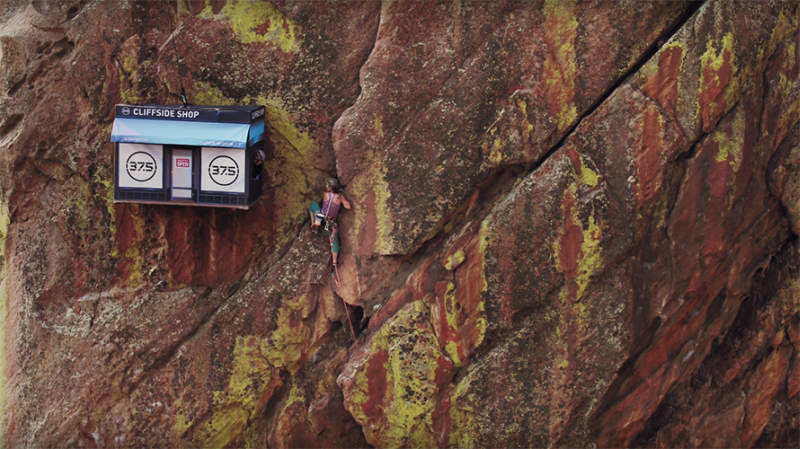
[349,146,393,255]
[576,214,602,300]
[446,371,481,449]
[117,36,143,104]
[252,95,320,251]
[488,136,504,165]
[179,287,313,447]
[443,249,465,271]
[345,300,448,448]
[699,31,738,125]
[188,335,275,449]
[173,412,192,439]
[543,0,578,131]
[373,115,383,138]
[123,207,146,286]
[701,32,735,80]
[577,157,600,188]
[373,166,393,255]
[763,11,798,69]
[772,41,800,136]
[433,250,488,369]
[516,96,535,141]
[95,169,118,258]
[712,104,745,207]
[190,80,235,106]
[553,162,604,302]
[199,0,299,52]
[477,217,492,294]
[264,305,310,373]
[380,302,441,448]
[439,282,462,366]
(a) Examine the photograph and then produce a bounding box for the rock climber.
[309,177,357,339]
[308,177,351,277]
[252,148,265,180]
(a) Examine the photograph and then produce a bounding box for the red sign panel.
[176,158,190,168]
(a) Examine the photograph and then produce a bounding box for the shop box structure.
[111,103,266,209]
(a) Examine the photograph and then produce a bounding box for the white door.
[171,149,193,199]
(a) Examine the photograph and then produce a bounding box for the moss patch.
[190,80,236,106]
[198,0,299,52]
[179,292,312,447]
[185,335,276,449]
[253,95,320,251]
[122,207,145,286]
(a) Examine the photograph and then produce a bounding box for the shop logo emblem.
[208,156,239,186]
[121,106,131,116]
[126,151,157,182]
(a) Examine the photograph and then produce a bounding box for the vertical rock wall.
[0,0,797,447]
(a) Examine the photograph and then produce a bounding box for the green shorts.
[309,202,339,254]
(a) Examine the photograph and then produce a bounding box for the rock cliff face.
[0,0,798,447]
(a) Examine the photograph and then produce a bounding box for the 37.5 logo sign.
[126,151,158,182]
[208,156,239,186]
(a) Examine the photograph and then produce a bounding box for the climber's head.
[326,177,340,192]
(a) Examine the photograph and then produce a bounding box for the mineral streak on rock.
[1,0,800,447]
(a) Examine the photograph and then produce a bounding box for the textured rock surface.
[1,0,798,448]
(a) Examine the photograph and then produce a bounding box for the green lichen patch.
[117,36,146,104]
[181,335,278,449]
[345,300,453,448]
[120,207,145,286]
[251,95,323,252]
[264,304,311,373]
[197,0,299,52]
[178,288,313,448]
[58,171,122,290]
[189,80,236,106]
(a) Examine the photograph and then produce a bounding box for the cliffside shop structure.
[110,104,266,209]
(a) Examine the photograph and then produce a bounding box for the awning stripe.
[111,118,252,148]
